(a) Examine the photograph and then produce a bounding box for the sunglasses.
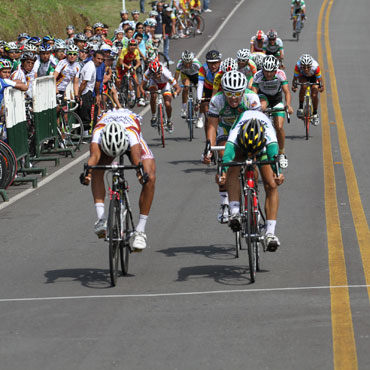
[224,91,243,98]
[95,28,103,31]
[67,52,78,56]
[79,50,89,54]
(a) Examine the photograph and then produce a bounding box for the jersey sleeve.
[248,60,257,75]
[315,65,322,79]
[212,72,222,91]
[208,93,224,117]
[198,66,206,82]
[294,63,301,77]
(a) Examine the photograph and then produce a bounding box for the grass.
[0,0,152,41]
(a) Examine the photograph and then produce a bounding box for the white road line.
[0,0,245,210]
[0,285,369,303]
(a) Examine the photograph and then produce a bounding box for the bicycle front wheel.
[120,203,132,276]
[246,189,256,283]
[304,96,310,140]
[61,111,84,152]
[108,197,121,286]
[159,103,165,148]
[187,100,193,141]
[194,14,205,33]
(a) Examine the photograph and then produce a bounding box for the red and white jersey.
[250,35,267,52]
[143,64,177,90]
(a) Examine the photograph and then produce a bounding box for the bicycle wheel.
[185,19,196,38]
[108,197,121,286]
[193,14,205,33]
[304,96,310,140]
[158,103,165,148]
[101,93,115,112]
[246,189,256,283]
[119,202,131,276]
[61,111,84,152]
[158,52,170,69]
[127,76,137,109]
[119,78,128,108]
[0,140,17,189]
[187,100,193,141]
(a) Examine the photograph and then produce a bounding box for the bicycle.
[219,156,280,282]
[56,95,84,152]
[119,67,137,109]
[82,157,148,286]
[150,89,169,148]
[293,81,321,140]
[175,10,196,38]
[291,13,306,41]
[0,139,17,190]
[264,106,291,124]
[190,9,205,34]
[181,83,199,141]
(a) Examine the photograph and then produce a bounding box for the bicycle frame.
[150,89,167,147]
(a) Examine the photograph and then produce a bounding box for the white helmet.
[221,70,248,93]
[252,53,264,70]
[236,48,251,61]
[262,55,279,71]
[220,58,238,73]
[23,43,38,53]
[299,54,313,66]
[181,50,194,63]
[67,44,79,53]
[101,121,129,157]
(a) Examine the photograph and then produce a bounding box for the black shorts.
[203,87,212,99]
[259,91,283,107]
[183,73,199,85]
[300,75,317,84]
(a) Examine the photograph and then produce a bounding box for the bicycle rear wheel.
[0,140,17,189]
[246,189,256,283]
[120,203,132,276]
[108,197,121,286]
[127,76,137,109]
[158,103,165,148]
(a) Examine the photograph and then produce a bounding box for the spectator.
[162,7,175,64]
[65,25,75,42]
[77,50,104,135]
[203,0,212,12]
[120,10,129,23]
[131,10,140,28]
[84,26,94,39]
[154,2,164,52]
[140,0,145,13]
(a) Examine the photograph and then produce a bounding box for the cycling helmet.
[23,43,38,53]
[181,50,194,63]
[206,49,222,62]
[147,48,158,61]
[54,40,66,50]
[299,54,313,67]
[93,22,104,29]
[120,10,128,15]
[131,10,140,15]
[221,70,248,93]
[101,122,129,158]
[252,53,264,70]
[28,36,41,45]
[149,10,159,17]
[66,44,79,53]
[144,18,157,27]
[255,30,265,41]
[113,40,124,49]
[66,25,75,30]
[43,35,54,43]
[110,46,119,56]
[236,48,251,61]
[74,33,88,42]
[0,59,12,70]
[237,118,266,157]
[128,39,138,46]
[5,42,19,52]
[220,58,238,73]
[39,43,53,52]
[262,55,279,71]
[21,52,37,61]
[114,28,124,35]
[18,33,30,41]
[267,29,278,40]
[0,40,6,48]
[149,60,162,73]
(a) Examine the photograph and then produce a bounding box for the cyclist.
[236,49,257,88]
[197,49,222,132]
[292,54,324,126]
[252,55,293,168]
[53,44,80,97]
[35,43,56,77]
[263,29,285,69]
[116,38,145,107]
[74,33,88,50]
[53,40,67,62]
[204,70,261,223]
[43,35,55,47]
[212,57,238,97]
[102,51,122,109]
[218,114,284,251]
[3,42,21,72]
[65,25,75,43]
[81,108,156,250]
[250,30,266,53]
[251,52,265,71]
[174,50,202,121]
[11,52,37,98]
[291,0,306,38]
[141,60,181,132]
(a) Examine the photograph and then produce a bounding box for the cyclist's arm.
[84,142,102,184]
[73,75,79,98]
[174,69,181,82]
[196,79,204,101]
[282,83,293,113]
[221,141,237,173]
[206,115,219,146]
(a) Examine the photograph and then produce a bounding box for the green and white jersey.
[208,89,261,132]
[263,38,284,55]
[291,0,306,11]
[252,69,288,96]
[175,58,202,76]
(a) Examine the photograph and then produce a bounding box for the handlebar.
[264,106,290,123]
[293,81,322,88]
[57,94,79,112]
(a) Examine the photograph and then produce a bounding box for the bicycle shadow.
[157,244,237,260]
[168,159,203,166]
[285,135,307,141]
[176,264,255,285]
[281,38,299,42]
[44,268,135,289]
[151,136,192,143]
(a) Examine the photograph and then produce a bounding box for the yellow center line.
[317,0,358,368]
[324,0,370,297]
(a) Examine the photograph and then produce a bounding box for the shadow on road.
[176,264,255,285]
[285,135,306,141]
[281,38,298,42]
[157,244,237,260]
[44,268,134,289]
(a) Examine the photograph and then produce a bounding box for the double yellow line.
[318,0,370,368]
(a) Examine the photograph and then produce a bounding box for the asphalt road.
[1,0,370,369]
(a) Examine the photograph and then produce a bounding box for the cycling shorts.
[148,81,173,95]
[181,72,198,85]
[259,92,285,117]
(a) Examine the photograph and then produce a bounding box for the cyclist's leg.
[272,105,286,156]
[110,86,122,108]
[149,85,157,115]
[182,73,190,106]
[216,134,229,222]
[163,91,173,121]
[311,85,319,113]
[133,73,141,99]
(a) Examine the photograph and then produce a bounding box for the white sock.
[229,201,240,216]
[136,214,148,233]
[182,103,187,110]
[265,220,276,235]
[95,203,105,220]
[220,191,229,205]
